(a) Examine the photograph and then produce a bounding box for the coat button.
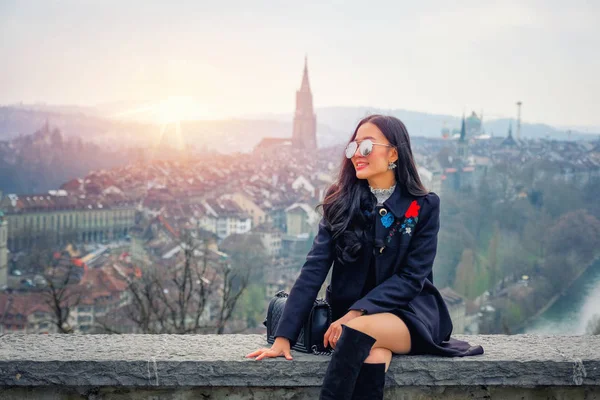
[379,208,388,216]
[379,246,385,254]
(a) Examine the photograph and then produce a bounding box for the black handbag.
[263,290,334,355]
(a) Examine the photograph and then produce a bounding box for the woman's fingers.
[255,349,278,361]
[324,323,343,349]
[283,349,293,360]
[246,346,294,361]
[323,326,331,348]
[245,348,267,358]
[331,328,341,349]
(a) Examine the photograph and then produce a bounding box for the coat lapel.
[382,183,415,221]
[373,184,416,282]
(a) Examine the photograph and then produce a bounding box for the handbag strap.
[311,345,333,356]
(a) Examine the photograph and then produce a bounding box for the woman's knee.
[344,313,411,355]
[364,347,391,364]
[343,315,371,331]
[364,347,392,372]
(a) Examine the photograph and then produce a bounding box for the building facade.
[0,191,136,252]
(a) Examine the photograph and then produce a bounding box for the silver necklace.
[369,183,396,205]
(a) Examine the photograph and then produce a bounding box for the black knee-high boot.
[318,325,377,400]
[350,362,386,400]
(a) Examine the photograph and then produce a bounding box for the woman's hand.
[245,337,293,361]
[324,310,364,349]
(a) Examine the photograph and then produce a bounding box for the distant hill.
[246,106,600,142]
[0,106,347,151]
[0,122,135,194]
[179,119,345,152]
[0,106,157,147]
[1,104,598,158]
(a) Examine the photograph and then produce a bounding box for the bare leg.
[343,312,412,372]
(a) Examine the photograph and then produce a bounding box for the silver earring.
[388,161,397,170]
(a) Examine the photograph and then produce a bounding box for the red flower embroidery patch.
[404,200,420,219]
[386,200,422,243]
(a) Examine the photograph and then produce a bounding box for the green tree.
[544,209,600,268]
[487,223,500,294]
[233,283,266,329]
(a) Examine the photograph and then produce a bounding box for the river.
[524,258,600,335]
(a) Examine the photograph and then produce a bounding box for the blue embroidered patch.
[402,216,418,235]
[380,212,394,228]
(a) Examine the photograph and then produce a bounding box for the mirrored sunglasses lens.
[359,140,373,156]
[345,142,358,158]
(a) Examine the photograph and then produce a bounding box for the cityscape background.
[0,0,599,337]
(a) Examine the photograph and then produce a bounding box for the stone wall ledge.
[0,334,599,399]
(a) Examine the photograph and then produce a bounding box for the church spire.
[292,55,317,150]
[501,120,517,147]
[300,55,311,92]
[459,114,466,142]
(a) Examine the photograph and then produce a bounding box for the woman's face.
[350,122,397,182]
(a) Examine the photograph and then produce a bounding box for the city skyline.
[1,0,599,128]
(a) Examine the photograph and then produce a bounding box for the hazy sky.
[1,0,599,127]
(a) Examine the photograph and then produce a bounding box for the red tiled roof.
[157,215,180,238]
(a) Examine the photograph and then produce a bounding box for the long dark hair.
[318,114,428,265]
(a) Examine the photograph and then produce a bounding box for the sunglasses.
[345,139,395,159]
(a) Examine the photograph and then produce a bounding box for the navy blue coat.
[274,184,484,357]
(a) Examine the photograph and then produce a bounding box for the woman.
[246,115,484,399]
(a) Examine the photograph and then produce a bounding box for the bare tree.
[26,231,85,334]
[214,255,248,334]
[41,253,86,333]
[217,233,269,333]
[104,229,255,334]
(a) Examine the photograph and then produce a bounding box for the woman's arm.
[349,192,440,315]
[274,216,335,347]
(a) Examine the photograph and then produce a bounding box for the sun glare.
[112,96,206,152]
[113,96,206,124]
[156,96,201,124]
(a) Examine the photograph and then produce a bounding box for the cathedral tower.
[292,56,317,150]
